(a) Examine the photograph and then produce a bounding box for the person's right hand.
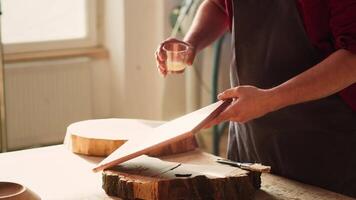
[155,38,196,76]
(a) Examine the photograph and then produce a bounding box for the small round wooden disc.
[64,118,198,157]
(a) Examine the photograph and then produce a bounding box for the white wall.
[103,0,232,121]
[104,0,188,121]
[4,58,111,150]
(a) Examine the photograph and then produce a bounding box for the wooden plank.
[93,100,231,172]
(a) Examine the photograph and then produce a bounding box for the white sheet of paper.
[93,100,231,172]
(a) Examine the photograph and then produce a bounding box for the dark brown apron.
[228,0,356,197]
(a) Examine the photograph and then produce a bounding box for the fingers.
[186,47,196,66]
[213,108,233,125]
[156,42,167,61]
[204,104,235,128]
[218,87,241,100]
[204,112,228,128]
[157,65,167,76]
[155,45,167,76]
[155,51,167,76]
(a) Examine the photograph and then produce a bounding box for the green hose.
[212,35,227,155]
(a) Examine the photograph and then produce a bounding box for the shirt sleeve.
[329,0,356,53]
[214,0,226,7]
[211,0,227,11]
[211,0,233,30]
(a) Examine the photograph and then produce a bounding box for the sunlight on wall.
[2,0,86,44]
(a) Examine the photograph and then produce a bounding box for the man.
[155,0,356,197]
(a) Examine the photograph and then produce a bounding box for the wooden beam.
[0,37,7,153]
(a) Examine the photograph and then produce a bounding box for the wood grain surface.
[0,145,353,200]
[93,100,231,172]
[65,119,198,157]
[102,154,260,200]
[0,182,41,200]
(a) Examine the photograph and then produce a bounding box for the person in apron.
[156,0,356,197]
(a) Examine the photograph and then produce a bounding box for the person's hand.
[206,86,278,127]
[155,38,196,76]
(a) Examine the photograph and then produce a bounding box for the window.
[1,0,97,53]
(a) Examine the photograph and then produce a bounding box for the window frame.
[2,0,98,54]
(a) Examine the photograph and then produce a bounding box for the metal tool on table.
[216,158,271,173]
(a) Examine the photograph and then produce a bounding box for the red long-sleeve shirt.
[218,0,356,111]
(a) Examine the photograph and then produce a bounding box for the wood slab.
[102,154,260,200]
[93,100,231,172]
[64,119,198,157]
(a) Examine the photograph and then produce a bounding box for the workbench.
[0,145,353,200]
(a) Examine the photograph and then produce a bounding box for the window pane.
[1,0,87,44]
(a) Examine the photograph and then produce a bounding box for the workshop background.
[0,0,232,155]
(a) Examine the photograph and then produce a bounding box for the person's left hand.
[205,85,277,127]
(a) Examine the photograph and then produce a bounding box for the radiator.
[4,57,94,150]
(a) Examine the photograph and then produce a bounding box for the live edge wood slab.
[102,151,261,200]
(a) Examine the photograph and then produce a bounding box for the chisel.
[216,158,271,173]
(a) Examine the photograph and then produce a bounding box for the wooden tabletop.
[0,145,353,200]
